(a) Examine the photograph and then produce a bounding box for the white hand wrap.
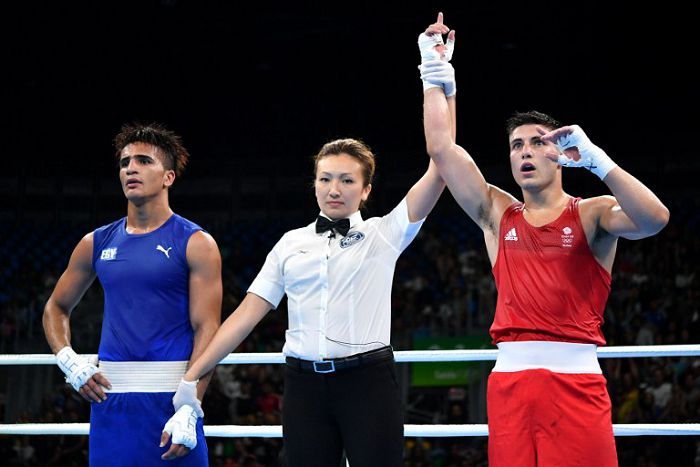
[172,379,204,418]
[443,34,455,62]
[553,125,617,180]
[418,32,444,92]
[418,32,444,62]
[56,346,99,392]
[417,32,455,95]
[420,60,456,97]
[162,405,198,450]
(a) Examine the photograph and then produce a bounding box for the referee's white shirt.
[248,198,424,361]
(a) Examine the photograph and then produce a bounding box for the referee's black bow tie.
[316,216,350,237]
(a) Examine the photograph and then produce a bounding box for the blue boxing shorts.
[90,392,208,466]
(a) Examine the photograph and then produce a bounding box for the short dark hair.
[505,111,561,138]
[114,122,189,177]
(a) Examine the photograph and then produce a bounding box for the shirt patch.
[561,226,574,248]
[340,231,365,249]
[100,247,118,260]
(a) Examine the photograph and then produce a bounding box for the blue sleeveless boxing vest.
[92,214,202,361]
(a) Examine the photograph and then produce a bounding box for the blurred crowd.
[1,196,699,466]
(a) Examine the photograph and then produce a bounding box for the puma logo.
[156,245,172,258]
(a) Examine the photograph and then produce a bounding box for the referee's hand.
[160,405,197,460]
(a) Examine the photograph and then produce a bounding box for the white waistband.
[98,360,187,393]
[493,341,602,374]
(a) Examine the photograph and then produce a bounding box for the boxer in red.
[418,16,670,466]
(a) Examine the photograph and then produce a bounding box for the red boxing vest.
[490,197,611,345]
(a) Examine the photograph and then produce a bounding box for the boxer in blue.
[43,122,222,465]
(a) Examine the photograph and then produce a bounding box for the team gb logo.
[561,226,574,247]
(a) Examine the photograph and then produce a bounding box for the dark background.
[1,3,698,465]
[2,0,697,224]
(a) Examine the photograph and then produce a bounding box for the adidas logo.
[504,228,518,241]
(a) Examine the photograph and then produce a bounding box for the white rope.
[2,423,700,437]
[1,344,699,365]
[2,346,698,439]
[595,345,700,358]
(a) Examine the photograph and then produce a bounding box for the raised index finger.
[436,12,450,32]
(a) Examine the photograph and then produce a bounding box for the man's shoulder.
[93,217,125,237]
[579,194,617,204]
[578,195,617,215]
[170,213,204,232]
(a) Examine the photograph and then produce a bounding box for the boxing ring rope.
[3,422,700,437]
[2,345,700,437]
[3,344,699,366]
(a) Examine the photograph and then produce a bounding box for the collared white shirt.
[248,198,424,360]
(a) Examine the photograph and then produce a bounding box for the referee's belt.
[285,346,394,374]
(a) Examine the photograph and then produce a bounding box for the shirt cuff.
[395,197,425,243]
[247,278,285,309]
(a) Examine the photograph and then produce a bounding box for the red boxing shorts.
[488,369,617,467]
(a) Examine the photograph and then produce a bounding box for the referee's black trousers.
[282,354,403,467]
